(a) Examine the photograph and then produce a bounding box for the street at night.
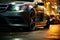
[0,24,60,40]
[0,0,60,40]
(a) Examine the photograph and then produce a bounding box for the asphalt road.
[0,24,60,40]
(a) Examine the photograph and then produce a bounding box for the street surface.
[0,24,60,40]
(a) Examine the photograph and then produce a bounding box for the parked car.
[50,15,60,24]
[0,1,36,31]
[0,1,50,31]
[31,2,50,29]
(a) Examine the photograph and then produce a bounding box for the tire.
[44,20,50,29]
[29,10,36,31]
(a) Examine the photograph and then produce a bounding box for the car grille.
[5,16,24,24]
[0,4,8,12]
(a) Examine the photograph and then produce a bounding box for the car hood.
[0,10,25,16]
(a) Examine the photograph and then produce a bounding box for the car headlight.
[14,6,19,11]
[10,2,16,5]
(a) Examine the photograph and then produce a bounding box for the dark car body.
[0,1,35,30]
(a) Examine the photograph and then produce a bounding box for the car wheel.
[29,10,36,31]
[44,19,50,29]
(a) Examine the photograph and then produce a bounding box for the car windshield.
[8,5,27,11]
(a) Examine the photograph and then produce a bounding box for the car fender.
[28,5,33,11]
[28,6,37,14]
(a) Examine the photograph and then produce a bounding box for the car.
[31,1,50,29]
[50,15,60,24]
[0,1,36,31]
[0,1,50,31]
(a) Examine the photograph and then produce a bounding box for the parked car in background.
[50,15,60,24]
[30,1,50,29]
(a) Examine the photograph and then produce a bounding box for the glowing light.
[14,38,20,40]
[11,2,16,5]
[46,2,50,5]
[12,38,23,40]
[44,25,60,39]
[52,6,54,8]
[14,6,19,11]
